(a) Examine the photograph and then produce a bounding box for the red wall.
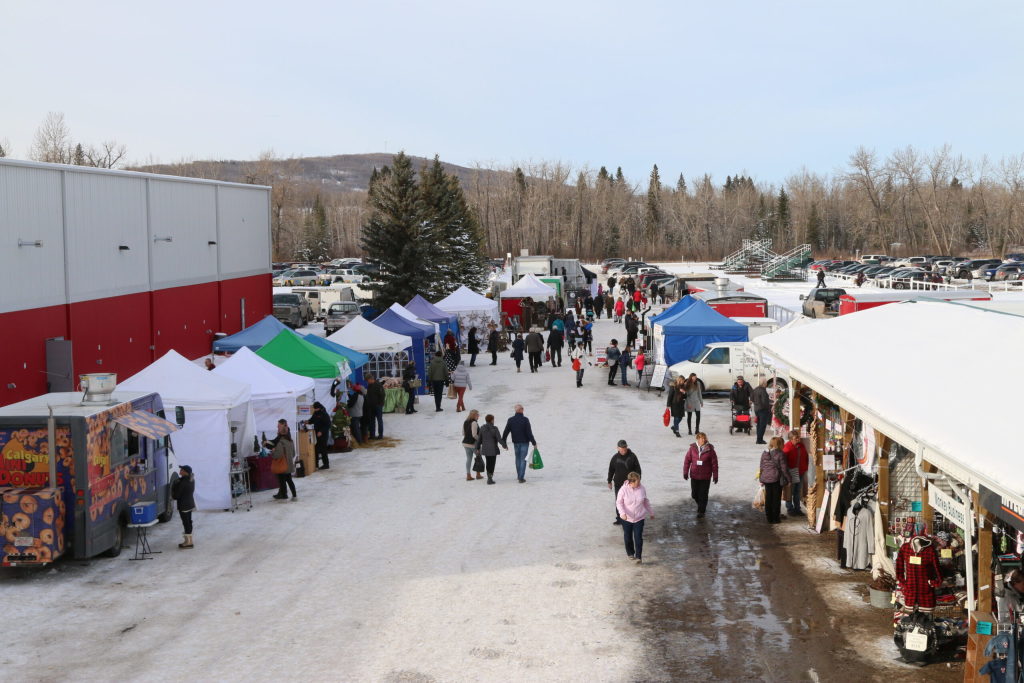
[0,304,69,405]
[0,274,270,408]
[707,301,768,318]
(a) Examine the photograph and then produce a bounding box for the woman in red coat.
[683,432,718,518]
[782,430,809,515]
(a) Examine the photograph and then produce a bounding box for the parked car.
[800,287,847,318]
[891,271,942,289]
[615,262,651,275]
[667,342,788,393]
[324,301,363,335]
[601,258,626,273]
[1004,253,1024,262]
[893,256,930,268]
[825,260,857,271]
[991,263,1024,281]
[859,254,890,263]
[272,269,321,287]
[272,293,313,328]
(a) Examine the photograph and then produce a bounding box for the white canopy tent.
[117,350,256,511]
[328,316,412,354]
[212,347,315,439]
[388,302,441,338]
[753,300,1024,509]
[499,273,557,299]
[435,285,500,342]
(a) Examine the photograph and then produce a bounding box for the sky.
[4,0,1023,185]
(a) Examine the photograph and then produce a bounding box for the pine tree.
[805,202,822,249]
[360,152,428,308]
[615,167,626,184]
[0,142,6,157]
[775,188,792,243]
[644,164,663,240]
[297,194,330,262]
[73,143,86,166]
[676,173,686,194]
[607,224,621,256]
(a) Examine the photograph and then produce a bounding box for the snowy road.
[2,278,964,682]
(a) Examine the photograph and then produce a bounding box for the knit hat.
[179,465,193,474]
[617,439,628,448]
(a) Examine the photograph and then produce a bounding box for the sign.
[904,631,929,652]
[976,621,994,635]
[928,483,969,530]
[980,484,1024,535]
[650,364,668,390]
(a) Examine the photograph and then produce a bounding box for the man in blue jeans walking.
[502,404,537,483]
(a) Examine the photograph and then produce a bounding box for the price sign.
[904,631,928,652]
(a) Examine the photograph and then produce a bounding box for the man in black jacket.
[730,376,753,410]
[546,327,564,367]
[750,378,772,445]
[502,404,537,483]
[607,440,642,525]
[364,374,385,440]
[309,402,332,468]
[171,465,196,549]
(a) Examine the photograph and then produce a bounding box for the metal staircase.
[761,244,812,280]
[720,239,776,273]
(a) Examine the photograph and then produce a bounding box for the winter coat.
[310,408,331,439]
[443,333,458,350]
[751,385,771,412]
[525,331,544,353]
[486,330,499,353]
[427,356,449,382]
[569,346,585,362]
[606,345,621,366]
[467,328,480,354]
[616,483,653,523]
[171,474,196,512]
[475,423,507,456]
[683,442,718,482]
[619,348,632,369]
[666,385,687,418]
[758,448,790,485]
[614,300,625,316]
[511,337,525,361]
[783,439,809,475]
[607,449,642,487]
[635,352,645,372]
[730,382,753,408]
[546,328,564,349]
[684,383,703,412]
[451,364,472,389]
[502,413,536,445]
[462,418,480,446]
[401,364,417,392]
[593,293,604,311]
[270,436,296,475]
[364,382,385,410]
[895,537,942,608]
[347,388,364,418]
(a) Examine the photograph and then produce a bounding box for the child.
[635,349,646,385]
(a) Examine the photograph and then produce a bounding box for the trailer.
[837,290,993,316]
[690,291,768,318]
[0,379,179,566]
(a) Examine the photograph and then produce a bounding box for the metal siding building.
[0,159,271,406]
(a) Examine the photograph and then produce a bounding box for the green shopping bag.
[529,447,544,470]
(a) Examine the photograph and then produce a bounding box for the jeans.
[464,445,475,474]
[549,347,561,366]
[621,518,645,559]
[276,473,296,498]
[350,417,363,443]
[513,442,529,480]
[671,415,682,432]
[690,478,711,514]
[370,406,383,438]
[469,352,477,366]
[179,509,193,535]
[608,363,618,384]
[787,474,803,513]
[764,481,783,523]
[576,367,584,386]
[528,351,542,371]
[755,409,772,442]
[620,363,630,385]
[431,380,445,409]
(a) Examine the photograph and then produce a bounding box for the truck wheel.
[158,498,174,523]
[104,518,126,557]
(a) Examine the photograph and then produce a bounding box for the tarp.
[303,334,368,386]
[117,350,256,511]
[212,315,292,353]
[499,273,557,299]
[388,302,442,339]
[753,300,1024,510]
[654,299,749,366]
[406,294,460,341]
[328,316,412,354]
[649,295,697,325]
[213,347,315,438]
[256,331,350,412]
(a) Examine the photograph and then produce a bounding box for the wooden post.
[920,459,938,530]
[790,380,801,433]
[813,391,827,516]
[976,494,993,614]
[876,431,891,530]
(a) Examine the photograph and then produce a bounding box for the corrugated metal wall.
[149,180,219,289]
[217,185,271,278]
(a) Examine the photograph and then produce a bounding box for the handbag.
[662,407,671,427]
[544,350,551,361]
[572,358,581,372]
[529,447,544,470]
[447,384,457,399]
[408,379,421,388]
[472,453,485,473]
[271,456,288,474]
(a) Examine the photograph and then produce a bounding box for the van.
[667,342,788,393]
[860,254,889,263]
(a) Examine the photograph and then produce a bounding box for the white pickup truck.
[667,342,788,393]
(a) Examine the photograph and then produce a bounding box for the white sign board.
[928,483,969,530]
[650,364,668,389]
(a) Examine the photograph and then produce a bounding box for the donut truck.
[0,374,180,567]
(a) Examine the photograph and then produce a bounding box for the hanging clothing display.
[895,536,942,609]
[843,492,875,570]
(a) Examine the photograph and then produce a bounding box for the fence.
[768,304,798,325]
[828,272,1023,293]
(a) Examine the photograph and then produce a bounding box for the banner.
[857,421,876,473]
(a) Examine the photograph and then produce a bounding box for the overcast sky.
[5,1,1022,185]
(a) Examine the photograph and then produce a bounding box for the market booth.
[689,291,768,318]
[118,350,256,511]
[405,295,460,343]
[327,316,415,388]
[302,334,369,387]
[255,330,349,413]
[434,285,500,344]
[212,347,314,438]
[754,300,1024,674]
[498,274,557,330]
[211,315,292,353]
[652,299,748,366]
[387,302,443,340]
[372,309,434,390]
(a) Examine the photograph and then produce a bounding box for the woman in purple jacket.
[615,471,654,564]
[683,432,718,518]
[758,436,790,524]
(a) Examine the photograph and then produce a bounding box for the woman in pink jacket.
[615,471,654,564]
[613,297,625,322]
[683,432,718,518]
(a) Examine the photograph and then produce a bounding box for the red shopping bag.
[663,408,671,427]
[545,350,551,362]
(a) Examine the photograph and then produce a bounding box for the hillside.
[131,153,509,192]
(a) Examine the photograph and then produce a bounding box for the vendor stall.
[652,298,748,366]
[255,330,349,413]
[302,334,369,387]
[211,315,292,353]
[435,285,500,337]
[372,310,434,392]
[327,316,415,389]
[212,347,315,438]
[406,294,460,343]
[499,274,557,330]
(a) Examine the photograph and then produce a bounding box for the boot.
[476,473,483,479]
[179,534,193,549]
[487,476,495,485]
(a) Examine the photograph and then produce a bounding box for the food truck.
[0,375,179,566]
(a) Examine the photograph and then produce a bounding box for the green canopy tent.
[256,330,349,411]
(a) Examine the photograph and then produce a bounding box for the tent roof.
[500,273,557,299]
[656,299,749,334]
[435,285,499,312]
[388,303,440,337]
[754,299,1024,507]
[212,315,292,353]
[838,290,994,303]
[327,316,412,354]
[255,330,346,379]
[118,350,251,409]
[649,295,697,324]
[303,334,370,368]
[373,309,433,338]
[213,347,314,399]
[405,295,458,324]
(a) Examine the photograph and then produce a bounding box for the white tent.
[117,350,256,511]
[435,285,501,340]
[753,300,1024,508]
[212,347,315,439]
[499,273,557,299]
[388,302,441,338]
[328,315,412,354]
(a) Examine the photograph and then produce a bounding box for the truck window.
[704,347,730,364]
[109,424,128,469]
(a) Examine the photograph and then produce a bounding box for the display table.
[246,455,278,492]
[383,387,408,413]
[127,520,159,561]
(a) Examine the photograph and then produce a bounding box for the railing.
[829,272,1023,292]
[722,238,776,271]
[768,303,798,325]
[761,244,811,279]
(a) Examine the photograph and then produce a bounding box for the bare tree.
[30,112,73,164]
[84,140,128,169]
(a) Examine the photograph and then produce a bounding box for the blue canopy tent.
[405,295,460,343]
[648,295,697,325]
[303,334,369,386]
[372,309,435,393]
[212,315,292,353]
[654,299,748,366]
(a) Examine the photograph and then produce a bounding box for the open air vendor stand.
[754,299,1024,679]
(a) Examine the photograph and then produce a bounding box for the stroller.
[729,404,752,435]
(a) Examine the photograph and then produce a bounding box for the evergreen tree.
[644,164,663,239]
[607,224,621,256]
[615,167,625,184]
[73,143,86,166]
[676,173,686,194]
[360,152,428,308]
[775,188,792,243]
[297,194,330,262]
[753,195,771,240]
[724,175,733,192]
[805,202,822,249]
[0,142,6,157]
